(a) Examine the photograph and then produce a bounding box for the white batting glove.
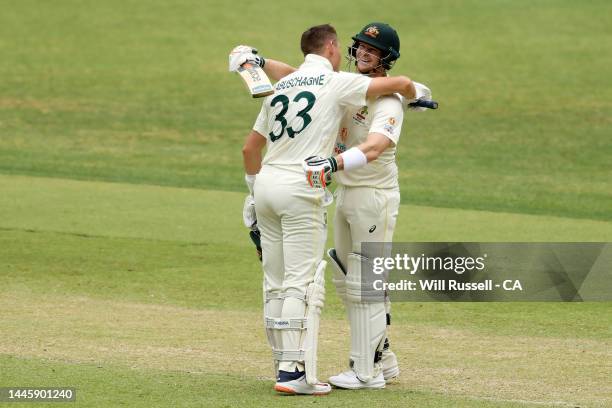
[406,82,432,112]
[229,45,266,72]
[242,194,257,230]
[302,156,336,189]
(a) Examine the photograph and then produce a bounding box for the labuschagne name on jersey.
[352,106,369,126]
[275,74,326,91]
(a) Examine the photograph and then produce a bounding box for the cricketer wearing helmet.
[234,24,417,396]
[232,22,433,390]
[325,22,416,390]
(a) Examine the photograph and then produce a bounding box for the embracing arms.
[229,45,416,100]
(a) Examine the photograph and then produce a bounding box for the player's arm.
[242,129,266,226]
[340,133,392,167]
[302,133,392,188]
[302,133,390,187]
[242,129,267,261]
[263,59,297,81]
[242,130,266,178]
[303,97,402,188]
[367,76,416,100]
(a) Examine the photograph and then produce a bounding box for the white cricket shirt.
[253,54,372,169]
[334,94,404,189]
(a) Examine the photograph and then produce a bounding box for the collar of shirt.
[300,54,333,72]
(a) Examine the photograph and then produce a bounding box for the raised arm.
[367,76,416,100]
[263,59,297,81]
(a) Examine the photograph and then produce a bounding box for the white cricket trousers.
[334,185,400,267]
[254,164,328,372]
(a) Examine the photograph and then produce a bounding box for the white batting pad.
[304,260,326,384]
[262,261,326,384]
[346,253,387,382]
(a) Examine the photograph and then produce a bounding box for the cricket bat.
[237,62,274,98]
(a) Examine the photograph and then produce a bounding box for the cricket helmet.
[349,22,400,70]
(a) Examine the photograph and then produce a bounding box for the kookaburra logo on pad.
[365,26,379,38]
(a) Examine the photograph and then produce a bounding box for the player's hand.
[303,156,334,189]
[243,194,257,229]
[406,82,432,112]
[229,45,266,72]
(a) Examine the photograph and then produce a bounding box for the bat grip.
[409,99,439,109]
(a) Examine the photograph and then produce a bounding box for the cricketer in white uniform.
[312,23,433,390]
[234,24,417,395]
[330,94,403,386]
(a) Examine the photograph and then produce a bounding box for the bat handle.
[409,99,439,109]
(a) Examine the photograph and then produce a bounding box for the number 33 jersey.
[253,54,371,168]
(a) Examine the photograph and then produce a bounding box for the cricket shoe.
[274,371,331,395]
[329,370,385,390]
[381,348,400,381]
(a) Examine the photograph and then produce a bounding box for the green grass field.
[1,1,611,407]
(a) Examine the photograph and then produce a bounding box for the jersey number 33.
[269,91,316,142]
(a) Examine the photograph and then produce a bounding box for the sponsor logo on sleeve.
[383,117,396,134]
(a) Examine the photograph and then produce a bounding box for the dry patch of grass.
[1,292,609,406]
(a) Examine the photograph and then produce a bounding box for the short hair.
[300,24,337,56]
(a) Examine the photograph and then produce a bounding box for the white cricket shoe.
[274,374,332,395]
[329,370,385,389]
[381,348,400,380]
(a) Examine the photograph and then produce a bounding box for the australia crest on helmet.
[364,26,380,38]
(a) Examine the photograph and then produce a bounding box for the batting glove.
[406,82,432,112]
[243,194,257,230]
[302,155,338,188]
[229,45,266,72]
[243,194,262,261]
